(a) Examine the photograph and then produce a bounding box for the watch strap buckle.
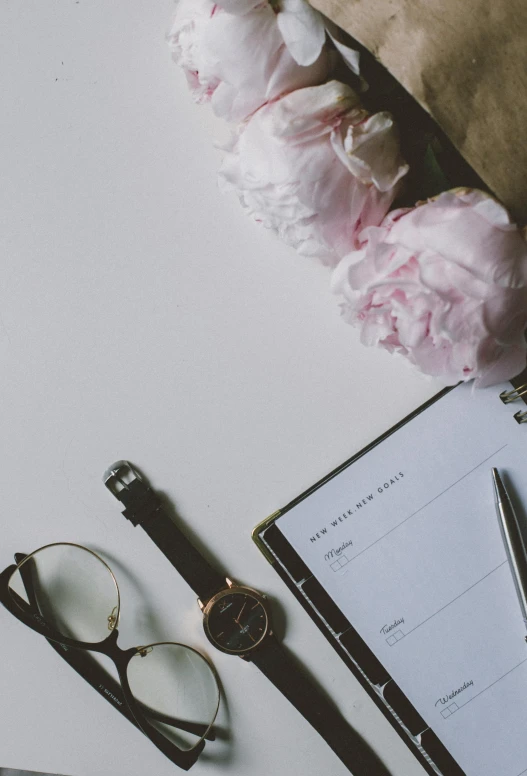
[103,460,161,527]
[103,460,142,497]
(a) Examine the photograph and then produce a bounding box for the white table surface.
[0,2,444,775]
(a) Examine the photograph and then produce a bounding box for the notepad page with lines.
[278,382,527,776]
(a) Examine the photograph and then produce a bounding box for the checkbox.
[387,635,397,645]
[441,708,451,718]
[448,703,459,713]
[394,630,404,641]
[331,561,340,571]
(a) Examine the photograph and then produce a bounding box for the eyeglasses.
[0,542,220,771]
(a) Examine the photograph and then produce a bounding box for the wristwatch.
[103,461,376,773]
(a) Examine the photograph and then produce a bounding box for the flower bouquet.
[168,0,527,387]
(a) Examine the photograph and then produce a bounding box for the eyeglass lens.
[7,543,220,751]
[8,543,119,643]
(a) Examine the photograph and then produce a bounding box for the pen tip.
[492,467,507,502]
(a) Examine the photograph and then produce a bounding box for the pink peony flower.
[167,0,359,124]
[219,81,408,265]
[331,189,527,387]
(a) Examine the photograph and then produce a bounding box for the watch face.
[205,589,269,654]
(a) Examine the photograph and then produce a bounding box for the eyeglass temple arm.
[14,554,215,742]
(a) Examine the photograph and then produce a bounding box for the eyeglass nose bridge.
[103,460,142,497]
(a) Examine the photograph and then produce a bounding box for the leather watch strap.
[104,462,226,603]
[104,462,382,774]
[250,633,384,774]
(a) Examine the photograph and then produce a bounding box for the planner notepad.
[254,376,527,776]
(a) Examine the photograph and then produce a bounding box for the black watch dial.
[205,589,269,654]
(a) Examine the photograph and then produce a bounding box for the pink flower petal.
[332,189,527,387]
[168,0,341,123]
[276,0,327,66]
[219,81,407,266]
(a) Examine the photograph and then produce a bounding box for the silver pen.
[492,467,527,640]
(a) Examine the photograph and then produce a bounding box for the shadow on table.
[0,770,70,776]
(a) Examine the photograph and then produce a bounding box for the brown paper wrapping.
[312,0,527,223]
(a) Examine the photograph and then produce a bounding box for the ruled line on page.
[347,444,508,565]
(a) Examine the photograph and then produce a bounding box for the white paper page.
[278,382,527,776]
